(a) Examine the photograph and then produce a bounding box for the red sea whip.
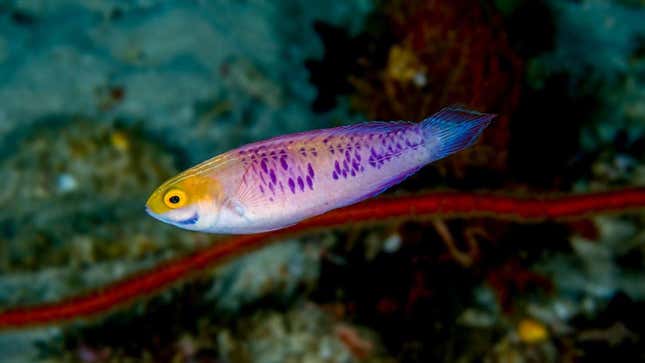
[1,187,645,329]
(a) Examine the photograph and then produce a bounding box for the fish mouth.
[177,212,199,225]
[145,205,165,222]
[145,205,199,226]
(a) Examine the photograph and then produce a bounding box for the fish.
[145,107,494,234]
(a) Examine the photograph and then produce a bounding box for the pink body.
[210,122,431,233]
[146,108,493,234]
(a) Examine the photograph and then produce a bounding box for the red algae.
[351,0,522,173]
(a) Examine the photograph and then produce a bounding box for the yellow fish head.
[145,172,224,231]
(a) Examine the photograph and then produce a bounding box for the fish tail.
[420,107,495,162]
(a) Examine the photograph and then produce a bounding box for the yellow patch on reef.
[110,130,130,152]
[517,318,549,344]
[386,44,427,85]
[146,173,221,214]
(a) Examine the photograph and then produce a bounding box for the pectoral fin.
[226,197,247,217]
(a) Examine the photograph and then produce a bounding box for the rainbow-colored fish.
[146,108,494,234]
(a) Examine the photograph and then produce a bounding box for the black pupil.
[169,195,180,204]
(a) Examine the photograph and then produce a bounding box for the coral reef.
[217,304,394,363]
[0,118,178,269]
[0,0,644,362]
[57,302,395,363]
[0,117,216,308]
[0,0,372,163]
[512,0,645,189]
[348,0,523,174]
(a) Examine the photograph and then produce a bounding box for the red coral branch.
[1,188,645,330]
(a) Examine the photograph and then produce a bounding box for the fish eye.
[163,188,187,209]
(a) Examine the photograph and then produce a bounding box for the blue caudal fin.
[420,107,495,162]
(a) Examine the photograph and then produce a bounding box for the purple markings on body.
[288,178,296,193]
[321,126,426,182]
[261,159,268,173]
[364,127,425,170]
[280,157,289,170]
[342,160,349,172]
[269,169,277,184]
[259,169,267,184]
[306,176,313,190]
[307,163,315,178]
[251,163,266,185]
[368,147,381,169]
[297,176,304,191]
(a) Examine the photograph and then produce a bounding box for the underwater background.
[1,0,645,362]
